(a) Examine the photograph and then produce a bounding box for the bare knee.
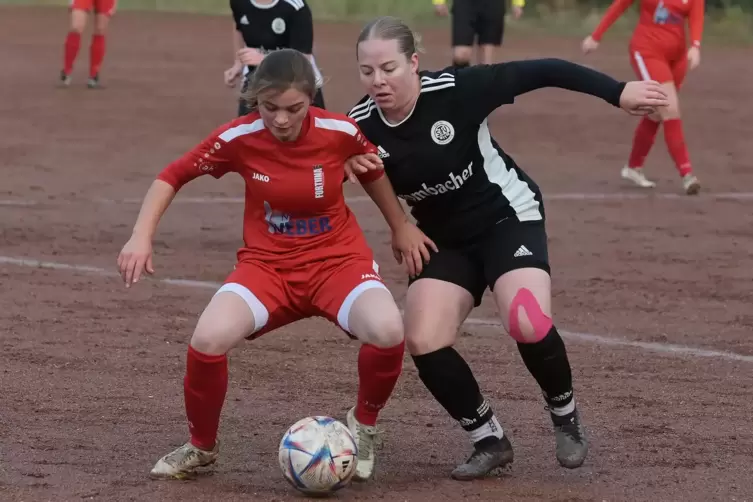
[346,287,404,348]
[190,289,260,355]
[69,10,87,32]
[406,327,456,355]
[453,46,473,66]
[93,14,109,34]
[506,288,553,343]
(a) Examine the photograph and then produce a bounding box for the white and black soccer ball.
[278,416,358,496]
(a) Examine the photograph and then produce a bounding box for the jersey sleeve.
[287,3,314,54]
[341,117,383,185]
[455,59,626,123]
[229,0,243,30]
[688,0,704,48]
[591,0,636,41]
[157,125,236,191]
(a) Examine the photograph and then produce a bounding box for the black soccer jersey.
[348,59,625,245]
[230,0,314,59]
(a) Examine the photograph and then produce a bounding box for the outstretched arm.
[591,0,636,42]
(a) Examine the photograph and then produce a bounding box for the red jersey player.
[116,49,436,482]
[59,0,116,88]
[582,0,703,195]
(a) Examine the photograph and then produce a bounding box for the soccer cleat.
[149,440,220,480]
[621,166,656,188]
[87,74,101,89]
[683,173,701,195]
[346,407,382,482]
[552,409,588,469]
[59,70,72,87]
[450,435,514,481]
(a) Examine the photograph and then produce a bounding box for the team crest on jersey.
[271,17,286,34]
[431,120,455,145]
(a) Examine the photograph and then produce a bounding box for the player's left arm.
[459,59,675,122]
[688,0,704,50]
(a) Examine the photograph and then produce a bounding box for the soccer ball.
[278,416,358,496]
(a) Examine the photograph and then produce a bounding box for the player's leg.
[87,0,116,88]
[60,0,91,85]
[621,49,672,188]
[451,0,476,68]
[483,220,588,469]
[150,261,297,479]
[403,248,514,480]
[661,56,700,194]
[477,0,505,64]
[310,258,404,482]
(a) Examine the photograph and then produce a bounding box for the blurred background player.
[59,0,115,88]
[582,0,703,195]
[433,0,524,68]
[224,0,325,116]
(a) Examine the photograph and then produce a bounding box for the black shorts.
[237,75,325,116]
[452,0,506,47]
[409,219,550,307]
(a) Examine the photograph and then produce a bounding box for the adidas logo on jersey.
[513,245,533,258]
[401,163,473,203]
[240,15,249,25]
[377,145,390,159]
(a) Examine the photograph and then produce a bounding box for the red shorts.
[69,0,117,16]
[216,254,388,339]
[629,46,688,88]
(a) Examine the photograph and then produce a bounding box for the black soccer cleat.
[451,435,514,481]
[552,408,589,468]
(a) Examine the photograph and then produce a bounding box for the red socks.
[184,345,228,451]
[89,34,106,78]
[63,31,81,74]
[355,342,405,426]
[62,32,106,78]
[663,119,693,176]
[627,117,692,177]
[628,117,660,169]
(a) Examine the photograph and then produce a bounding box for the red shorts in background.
[69,0,117,16]
[629,45,688,88]
[216,253,388,339]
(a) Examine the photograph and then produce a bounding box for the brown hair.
[356,16,424,59]
[241,48,318,111]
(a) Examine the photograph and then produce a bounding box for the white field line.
[3,192,753,207]
[1,255,752,364]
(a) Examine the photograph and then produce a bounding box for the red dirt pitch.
[1,6,752,501]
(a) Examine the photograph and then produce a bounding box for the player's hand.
[618,80,669,116]
[117,234,154,288]
[581,35,599,54]
[344,153,383,184]
[687,46,701,70]
[434,3,449,16]
[391,221,438,278]
[512,5,524,19]
[237,47,265,66]
[224,62,243,87]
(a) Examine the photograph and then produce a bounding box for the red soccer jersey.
[592,0,704,53]
[157,107,382,268]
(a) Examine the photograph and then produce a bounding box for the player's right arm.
[225,0,246,86]
[117,127,235,287]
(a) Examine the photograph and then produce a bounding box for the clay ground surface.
[1,6,752,502]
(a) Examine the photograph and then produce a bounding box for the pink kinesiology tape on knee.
[508,288,553,343]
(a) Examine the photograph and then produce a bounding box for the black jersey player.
[224,0,325,115]
[432,0,524,68]
[347,16,668,480]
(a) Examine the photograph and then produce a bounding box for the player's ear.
[409,53,419,74]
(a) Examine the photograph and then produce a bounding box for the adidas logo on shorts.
[513,245,533,258]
